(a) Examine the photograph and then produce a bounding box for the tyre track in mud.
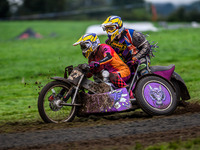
[1,112,200,149]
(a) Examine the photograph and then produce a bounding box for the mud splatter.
[78,92,113,115]
[89,82,111,93]
[175,101,200,115]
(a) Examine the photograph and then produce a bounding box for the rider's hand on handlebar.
[78,63,90,72]
[89,61,100,69]
[132,57,141,64]
[132,57,137,63]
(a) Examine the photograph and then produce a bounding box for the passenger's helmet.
[102,16,124,41]
[73,33,100,58]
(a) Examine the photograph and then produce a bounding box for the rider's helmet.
[101,16,124,41]
[73,33,100,58]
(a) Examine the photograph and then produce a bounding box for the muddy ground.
[1,102,200,150]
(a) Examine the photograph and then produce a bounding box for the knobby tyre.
[38,81,77,123]
[135,76,178,116]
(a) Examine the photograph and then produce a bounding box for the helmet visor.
[103,25,117,33]
[80,41,93,58]
[80,41,91,51]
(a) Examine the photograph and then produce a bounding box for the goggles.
[80,41,93,58]
[102,25,117,33]
[80,41,92,52]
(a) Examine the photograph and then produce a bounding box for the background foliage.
[1,0,200,22]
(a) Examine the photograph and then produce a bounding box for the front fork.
[60,74,84,107]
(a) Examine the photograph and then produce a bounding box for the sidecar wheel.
[38,81,77,123]
[135,76,177,116]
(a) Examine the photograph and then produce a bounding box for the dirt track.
[1,102,200,150]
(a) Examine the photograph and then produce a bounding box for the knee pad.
[109,72,127,88]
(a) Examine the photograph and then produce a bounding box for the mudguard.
[171,72,190,100]
[150,65,190,101]
[133,73,176,93]
[150,64,175,80]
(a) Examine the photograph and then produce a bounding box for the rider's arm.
[131,31,151,60]
[98,44,114,65]
[99,52,113,65]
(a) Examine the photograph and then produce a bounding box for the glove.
[132,57,138,64]
[89,61,100,69]
[133,58,141,65]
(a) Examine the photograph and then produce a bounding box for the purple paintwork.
[143,82,172,109]
[106,87,132,112]
[153,66,175,80]
[80,88,132,114]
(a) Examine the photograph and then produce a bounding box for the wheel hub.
[49,99,63,111]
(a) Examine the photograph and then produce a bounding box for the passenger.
[102,16,152,76]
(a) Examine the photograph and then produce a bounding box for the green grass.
[0,21,200,123]
[145,138,200,150]
[149,28,200,101]
[0,20,103,123]
[122,137,200,150]
[0,20,200,150]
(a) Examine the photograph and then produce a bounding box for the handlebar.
[78,63,90,72]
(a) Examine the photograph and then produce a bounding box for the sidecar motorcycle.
[38,63,190,123]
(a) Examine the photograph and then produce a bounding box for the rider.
[101,16,152,76]
[73,33,131,89]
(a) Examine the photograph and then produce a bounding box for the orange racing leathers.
[88,44,131,88]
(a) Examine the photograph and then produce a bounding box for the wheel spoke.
[38,81,77,123]
[51,88,56,94]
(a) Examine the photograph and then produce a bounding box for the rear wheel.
[135,76,177,115]
[38,81,77,123]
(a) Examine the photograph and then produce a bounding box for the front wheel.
[135,76,177,116]
[38,81,77,123]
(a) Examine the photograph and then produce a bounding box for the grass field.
[0,20,200,149]
[0,21,200,123]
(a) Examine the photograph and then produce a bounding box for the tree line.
[0,0,200,22]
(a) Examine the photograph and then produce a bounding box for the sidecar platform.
[78,88,133,114]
